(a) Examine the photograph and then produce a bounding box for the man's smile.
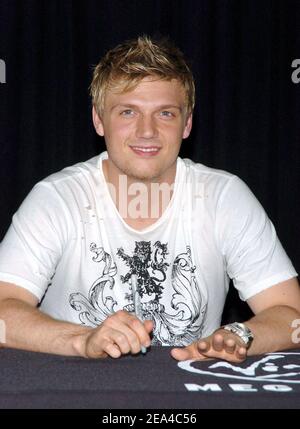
[129,145,161,157]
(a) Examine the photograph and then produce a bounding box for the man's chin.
[121,164,163,182]
[126,170,161,182]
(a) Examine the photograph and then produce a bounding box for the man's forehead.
[105,77,186,106]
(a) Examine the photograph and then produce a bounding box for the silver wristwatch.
[222,322,254,347]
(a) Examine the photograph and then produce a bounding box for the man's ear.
[182,113,193,139]
[92,106,104,136]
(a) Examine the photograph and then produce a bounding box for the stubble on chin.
[120,163,163,183]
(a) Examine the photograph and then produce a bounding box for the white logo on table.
[178,352,300,392]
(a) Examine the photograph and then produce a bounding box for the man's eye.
[120,109,134,116]
[160,111,174,117]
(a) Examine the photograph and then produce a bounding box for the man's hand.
[74,310,153,359]
[171,328,248,363]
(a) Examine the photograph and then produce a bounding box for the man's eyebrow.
[110,104,137,112]
[158,105,183,111]
[110,104,183,112]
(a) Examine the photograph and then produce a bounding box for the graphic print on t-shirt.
[69,241,207,346]
[117,240,169,302]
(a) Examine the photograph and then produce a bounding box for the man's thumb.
[144,319,154,333]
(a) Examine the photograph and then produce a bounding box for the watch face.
[239,324,254,340]
[223,323,253,345]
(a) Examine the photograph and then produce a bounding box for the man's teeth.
[132,147,159,152]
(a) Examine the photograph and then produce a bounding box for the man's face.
[93,77,192,183]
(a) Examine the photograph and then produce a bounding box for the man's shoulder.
[180,157,236,186]
[15,154,104,217]
[39,154,103,188]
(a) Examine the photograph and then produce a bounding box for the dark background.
[0,0,299,321]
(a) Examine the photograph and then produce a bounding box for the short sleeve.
[0,183,69,301]
[215,176,298,301]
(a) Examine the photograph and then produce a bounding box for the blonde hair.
[90,35,195,115]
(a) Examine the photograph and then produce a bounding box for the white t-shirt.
[0,152,297,346]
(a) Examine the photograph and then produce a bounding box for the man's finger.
[236,346,247,361]
[109,330,133,354]
[212,333,224,351]
[86,336,120,359]
[144,319,154,334]
[126,318,152,352]
[224,338,236,354]
[103,341,122,359]
[197,340,210,353]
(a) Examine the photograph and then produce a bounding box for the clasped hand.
[79,310,153,358]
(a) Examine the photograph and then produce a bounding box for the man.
[0,36,299,363]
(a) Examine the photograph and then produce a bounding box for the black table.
[1,347,300,409]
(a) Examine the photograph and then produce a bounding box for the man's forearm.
[244,305,300,355]
[0,298,92,356]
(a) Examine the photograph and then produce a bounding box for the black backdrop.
[0,0,299,321]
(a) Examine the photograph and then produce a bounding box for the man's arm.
[244,277,300,354]
[171,277,300,362]
[0,282,153,358]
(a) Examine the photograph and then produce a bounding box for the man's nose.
[135,115,158,139]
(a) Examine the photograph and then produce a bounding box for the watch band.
[222,322,254,347]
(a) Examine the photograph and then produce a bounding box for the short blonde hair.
[90,35,195,115]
